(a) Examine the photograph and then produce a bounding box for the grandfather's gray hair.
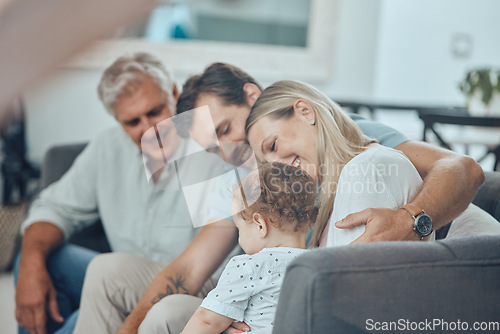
[97,52,175,115]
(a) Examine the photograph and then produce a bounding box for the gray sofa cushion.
[274,236,500,334]
[41,143,110,253]
[473,171,500,222]
[41,143,88,188]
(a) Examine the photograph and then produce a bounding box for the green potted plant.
[459,68,500,116]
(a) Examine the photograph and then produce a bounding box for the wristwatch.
[401,203,433,240]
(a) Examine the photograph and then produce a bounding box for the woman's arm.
[182,307,234,334]
[336,141,484,242]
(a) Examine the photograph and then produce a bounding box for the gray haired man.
[14,53,214,334]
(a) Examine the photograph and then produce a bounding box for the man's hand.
[222,321,251,333]
[335,208,420,244]
[15,262,63,334]
[116,220,239,334]
[15,223,64,334]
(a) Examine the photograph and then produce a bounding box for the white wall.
[24,0,382,163]
[23,0,500,163]
[373,0,500,105]
[24,69,115,162]
[317,0,382,100]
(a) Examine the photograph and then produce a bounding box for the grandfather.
[14,53,212,334]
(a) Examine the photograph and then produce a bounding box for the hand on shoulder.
[335,207,421,243]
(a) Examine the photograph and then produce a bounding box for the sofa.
[43,144,500,334]
[274,172,500,333]
[40,143,110,253]
[274,235,500,334]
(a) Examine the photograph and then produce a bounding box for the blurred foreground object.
[459,68,500,117]
[0,0,156,116]
[0,98,39,204]
[0,201,27,271]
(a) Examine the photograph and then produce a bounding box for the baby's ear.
[252,213,269,238]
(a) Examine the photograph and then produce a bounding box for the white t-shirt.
[200,247,307,334]
[325,145,500,247]
[205,165,251,223]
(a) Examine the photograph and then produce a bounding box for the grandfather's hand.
[335,208,420,244]
[221,321,251,333]
[15,262,63,334]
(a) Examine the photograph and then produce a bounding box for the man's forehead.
[115,83,165,107]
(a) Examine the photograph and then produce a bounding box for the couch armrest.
[41,143,88,188]
[473,171,500,222]
[274,236,500,334]
[40,142,110,253]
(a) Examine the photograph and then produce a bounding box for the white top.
[326,145,422,247]
[325,145,500,247]
[200,247,307,334]
[22,126,216,263]
[205,165,251,223]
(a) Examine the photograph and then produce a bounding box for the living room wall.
[22,0,500,164]
[373,0,500,105]
[24,0,382,164]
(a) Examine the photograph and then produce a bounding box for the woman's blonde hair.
[246,80,376,247]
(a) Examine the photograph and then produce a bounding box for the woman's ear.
[293,99,316,125]
[243,83,262,107]
[252,212,269,238]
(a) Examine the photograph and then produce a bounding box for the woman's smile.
[291,156,302,168]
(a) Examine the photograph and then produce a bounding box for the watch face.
[415,214,433,236]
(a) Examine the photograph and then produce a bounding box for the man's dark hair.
[175,63,262,137]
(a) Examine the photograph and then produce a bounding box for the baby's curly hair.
[235,162,319,232]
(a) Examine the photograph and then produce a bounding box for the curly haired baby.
[182,162,319,334]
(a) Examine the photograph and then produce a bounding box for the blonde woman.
[246,80,500,247]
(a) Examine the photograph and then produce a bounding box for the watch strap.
[401,203,423,217]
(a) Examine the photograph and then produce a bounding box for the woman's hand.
[222,321,251,333]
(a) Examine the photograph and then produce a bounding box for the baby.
[182,162,318,334]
